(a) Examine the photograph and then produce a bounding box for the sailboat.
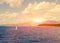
[16,26,18,30]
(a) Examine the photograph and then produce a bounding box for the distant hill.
[38,24,60,26]
[38,20,60,26]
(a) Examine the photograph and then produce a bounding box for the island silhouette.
[38,20,60,26]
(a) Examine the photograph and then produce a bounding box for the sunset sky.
[0,0,60,25]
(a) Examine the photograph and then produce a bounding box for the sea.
[0,26,60,43]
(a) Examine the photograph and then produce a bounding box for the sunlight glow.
[33,19,44,24]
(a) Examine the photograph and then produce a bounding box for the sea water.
[0,26,60,43]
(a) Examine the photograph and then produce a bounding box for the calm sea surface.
[0,26,60,43]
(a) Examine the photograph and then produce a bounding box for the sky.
[0,0,60,25]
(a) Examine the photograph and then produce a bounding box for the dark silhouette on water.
[38,24,60,27]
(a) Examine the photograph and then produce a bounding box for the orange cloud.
[0,1,60,25]
[22,2,60,22]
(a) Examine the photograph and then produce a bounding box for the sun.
[33,19,44,24]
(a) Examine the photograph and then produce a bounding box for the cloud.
[0,12,20,25]
[22,1,60,22]
[0,1,60,25]
[0,11,31,25]
[22,2,56,14]
[0,0,23,8]
[0,0,4,4]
